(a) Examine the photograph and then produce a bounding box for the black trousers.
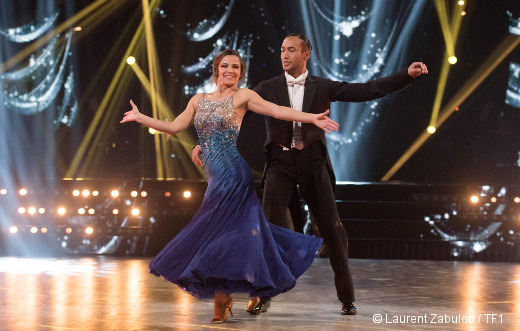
[262,143,355,303]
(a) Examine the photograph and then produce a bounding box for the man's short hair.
[286,33,312,52]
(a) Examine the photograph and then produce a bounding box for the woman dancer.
[120,49,338,323]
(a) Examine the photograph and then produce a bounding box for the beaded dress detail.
[149,95,322,299]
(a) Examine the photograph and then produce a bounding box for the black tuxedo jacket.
[253,69,418,184]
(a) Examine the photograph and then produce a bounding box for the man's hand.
[191,145,203,167]
[408,62,428,78]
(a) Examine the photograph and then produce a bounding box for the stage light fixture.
[78,208,86,215]
[448,56,458,64]
[66,228,72,234]
[82,190,90,197]
[491,197,497,203]
[0,189,6,195]
[41,227,48,234]
[18,207,26,214]
[460,11,466,16]
[458,0,464,5]
[28,207,36,215]
[427,126,436,134]
[131,208,140,216]
[30,227,38,234]
[73,26,82,32]
[19,188,27,196]
[73,190,80,197]
[58,207,66,215]
[165,192,171,197]
[112,209,119,215]
[470,195,479,203]
[183,190,192,198]
[131,191,138,197]
[111,190,119,198]
[141,191,147,197]
[92,191,99,197]
[127,56,136,65]
[515,197,520,203]
[85,227,94,235]
[9,226,18,234]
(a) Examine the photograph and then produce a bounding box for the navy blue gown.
[149,95,322,299]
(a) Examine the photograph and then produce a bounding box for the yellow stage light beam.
[434,0,455,57]
[382,34,520,181]
[65,1,159,179]
[1,0,113,74]
[429,0,466,127]
[142,0,166,178]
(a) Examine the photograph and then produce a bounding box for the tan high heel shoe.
[245,296,260,312]
[211,292,234,324]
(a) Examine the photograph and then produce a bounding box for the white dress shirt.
[285,70,308,150]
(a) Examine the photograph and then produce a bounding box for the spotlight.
[82,190,90,197]
[165,192,171,197]
[127,56,136,65]
[460,11,466,16]
[131,191,138,197]
[88,208,95,215]
[183,191,192,198]
[73,26,83,32]
[28,207,36,215]
[92,190,100,197]
[39,208,45,214]
[458,0,464,5]
[18,207,26,214]
[112,209,119,215]
[149,128,157,134]
[111,190,119,198]
[427,126,436,134]
[66,227,72,234]
[41,227,48,234]
[30,227,38,234]
[85,227,94,235]
[470,195,479,203]
[73,190,80,196]
[78,208,86,215]
[131,208,140,216]
[57,207,66,215]
[19,188,28,196]
[0,189,6,195]
[448,56,458,64]
[491,197,497,203]
[9,226,18,234]
[141,191,147,197]
[515,197,520,203]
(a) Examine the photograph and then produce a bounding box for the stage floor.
[0,256,518,330]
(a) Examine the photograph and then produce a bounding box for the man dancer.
[193,33,428,315]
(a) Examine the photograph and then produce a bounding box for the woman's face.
[217,55,241,86]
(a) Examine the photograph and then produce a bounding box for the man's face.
[280,36,310,76]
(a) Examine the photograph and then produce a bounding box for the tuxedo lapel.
[302,76,317,114]
[274,75,291,107]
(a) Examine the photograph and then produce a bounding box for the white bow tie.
[286,76,306,87]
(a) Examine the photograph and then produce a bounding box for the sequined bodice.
[194,95,243,170]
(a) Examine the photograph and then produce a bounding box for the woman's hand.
[313,109,339,134]
[191,145,203,167]
[120,100,140,123]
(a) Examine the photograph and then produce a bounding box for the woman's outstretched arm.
[120,97,199,135]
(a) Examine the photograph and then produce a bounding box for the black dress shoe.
[248,297,271,315]
[341,302,357,315]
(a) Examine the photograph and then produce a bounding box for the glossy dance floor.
[0,257,519,330]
